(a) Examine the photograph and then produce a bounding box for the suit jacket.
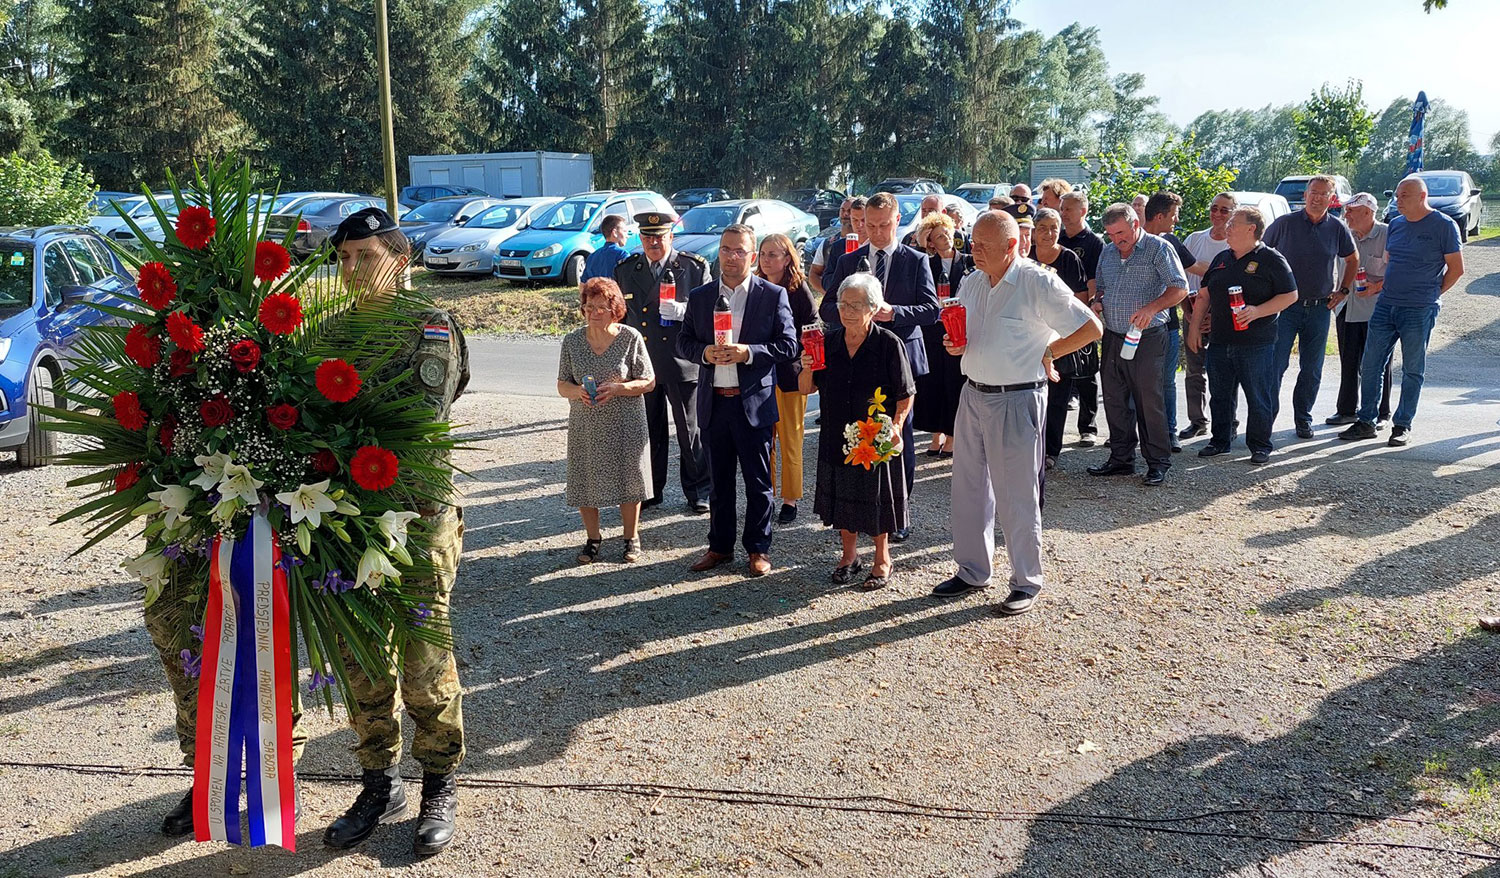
[820,242,939,376]
[676,276,798,430]
[616,249,713,384]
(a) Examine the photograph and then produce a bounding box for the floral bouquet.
[44,160,460,849]
[841,387,900,470]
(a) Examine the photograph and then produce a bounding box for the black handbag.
[1056,340,1100,378]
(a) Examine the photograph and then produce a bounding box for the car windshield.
[0,243,34,315]
[97,196,146,218]
[897,199,922,224]
[530,198,601,232]
[403,200,465,223]
[1422,175,1464,197]
[1274,180,1308,202]
[468,204,525,229]
[958,188,992,204]
[679,205,741,235]
[271,194,317,213]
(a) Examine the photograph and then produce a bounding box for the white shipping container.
[407,151,594,199]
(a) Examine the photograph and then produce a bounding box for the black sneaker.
[1325,413,1357,426]
[1295,424,1315,439]
[998,590,1035,616]
[1198,444,1230,458]
[1249,450,1271,466]
[1076,434,1097,447]
[1170,439,1182,453]
[777,503,798,525]
[1388,425,1411,447]
[1178,424,1207,439]
[1338,421,1378,441]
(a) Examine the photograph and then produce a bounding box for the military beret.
[331,207,401,246]
[1000,201,1034,227]
[634,211,678,235]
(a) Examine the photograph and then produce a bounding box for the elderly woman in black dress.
[913,211,972,457]
[798,273,915,589]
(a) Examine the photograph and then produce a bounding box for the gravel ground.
[2,243,1499,877]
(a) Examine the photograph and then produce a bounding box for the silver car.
[671,199,819,264]
[422,197,562,276]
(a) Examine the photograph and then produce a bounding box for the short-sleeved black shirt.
[1030,246,1089,296]
[1201,243,1297,346]
[1161,232,1196,330]
[1058,227,1104,282]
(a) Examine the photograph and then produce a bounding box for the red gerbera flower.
[267,403,299,430]
[113,391,146,431]
[124,324,161,368]
[168,349,196,378]
[315,358,361,402]
[258,292,303,335]
[136,262,177,310]
[165,311,204,353]
[200,394,234,428]
[174,206,216,250]
[228,339,261,373]
[254,241,292,283]
[311,449,339,474]
[350,445,399,491]
[114,462,142,493]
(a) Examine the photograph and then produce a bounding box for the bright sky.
[1014,0,1499,153]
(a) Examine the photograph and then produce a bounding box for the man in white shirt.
[931,212,1101,615]
[1178,192,1235,439]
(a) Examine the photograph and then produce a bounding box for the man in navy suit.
[820,191,938,539]
[676,223,799,576]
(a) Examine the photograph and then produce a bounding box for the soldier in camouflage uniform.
[145,550,309,836]
[322,207,470,857]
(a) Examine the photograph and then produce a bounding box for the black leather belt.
[968,379,1044,393]
[1300,297,1331,307]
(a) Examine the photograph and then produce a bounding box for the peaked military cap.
[634,211,678,235]
[331,207,401,246]
[999,201,1034,227]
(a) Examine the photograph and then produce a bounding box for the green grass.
[1472,226,1500,243]
[413,270,579,336]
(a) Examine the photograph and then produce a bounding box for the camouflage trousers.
[341,506,466,776]
[143,571,307,768]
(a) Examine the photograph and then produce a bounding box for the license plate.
[426,258,451,268]
[500,259,522,268]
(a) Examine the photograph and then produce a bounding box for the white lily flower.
[147,484,195,532]
[190,452,233,491]
[376,510,420,551]
[275,480,337,529]
[210,494,242,526]
[357,545,402,590]
[123,550,170,606]
[217,462,264,506]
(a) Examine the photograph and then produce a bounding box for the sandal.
[860,564,893,591]
[830,559,864,585]
[622,537,641,563]
[576,538,602,565]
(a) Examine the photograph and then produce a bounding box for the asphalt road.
[467,242,1500,469]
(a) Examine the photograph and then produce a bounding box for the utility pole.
[375,0,399,217]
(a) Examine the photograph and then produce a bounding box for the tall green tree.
[1028,23,1111,159]
[1355,95,1477,193]
[0,0,71,154]
[1184,104,1302,192]
[1090,134,1236,234]
[1292,80,1375,175]
[61,0,241,188]
[1096,72,1170,161]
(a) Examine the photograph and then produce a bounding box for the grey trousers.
[1102,327,1172,469]
[950,382,1046,595]
[1183,325,1208,429]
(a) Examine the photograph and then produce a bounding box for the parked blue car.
[493,190,673,285]
[1,226,134,467]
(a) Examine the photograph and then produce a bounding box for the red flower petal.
[267,403,299,430]
[136,262,177,310]
[350,445,398,491]
[112,391,146,431]
[114,462,142,493]
[174,206,216,250]
[124,324,161,368]
[315,358,361,402]
[254,241,292,283]
[258,292,303,335]
[165,311,204,353]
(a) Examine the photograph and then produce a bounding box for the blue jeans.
[1161,323,1181,437]
[1357,301,1440,428]
[1207,342,1278,455]
[1274,300,1331,428]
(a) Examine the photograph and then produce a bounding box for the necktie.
[875,249,887,286]
[653,261,663,279]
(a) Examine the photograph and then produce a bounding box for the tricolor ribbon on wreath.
[192,510,297,850]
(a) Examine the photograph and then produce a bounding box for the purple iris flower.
[410,602,432,627]
[179,649,202,679]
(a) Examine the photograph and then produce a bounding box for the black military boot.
[412,772,458,856]
[161,788,194,837]
[323,767,407,849]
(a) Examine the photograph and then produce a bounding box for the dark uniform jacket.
[616,249,713,384]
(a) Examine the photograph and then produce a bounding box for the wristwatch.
[1337,286,1350,296]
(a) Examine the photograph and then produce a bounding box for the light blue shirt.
[1095,231,1186,335]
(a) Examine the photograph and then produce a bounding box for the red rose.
[165,311,204,353]
[228,339,261,373]
[350,445,398,491]
[200,394,234,428]
[311,449,339,474]
[112,391,146,431]
[168,349,196,378]
[254,241,292,283]
[315,358,361,402]
[258,292,303,335]
[114,463,142,493]
[174,206,216,250]
[136,262,177,310]
[267,403,299,430]
[124,324,161,368]
[159,414,178,452]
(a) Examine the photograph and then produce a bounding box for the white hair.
[837,272,886,312]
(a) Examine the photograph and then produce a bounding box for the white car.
[952,183,1009,208]
[421,197,562,276]
[1228,191,1292,226]
[88,195,174,238]
[895,194,979,245]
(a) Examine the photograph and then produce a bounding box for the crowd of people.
[555,173,1467,614]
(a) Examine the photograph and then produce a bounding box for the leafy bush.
[1086,134,1238,234]
[0,148,97,226]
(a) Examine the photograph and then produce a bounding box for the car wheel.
[563,252,586,286]
[15,366,59,468]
